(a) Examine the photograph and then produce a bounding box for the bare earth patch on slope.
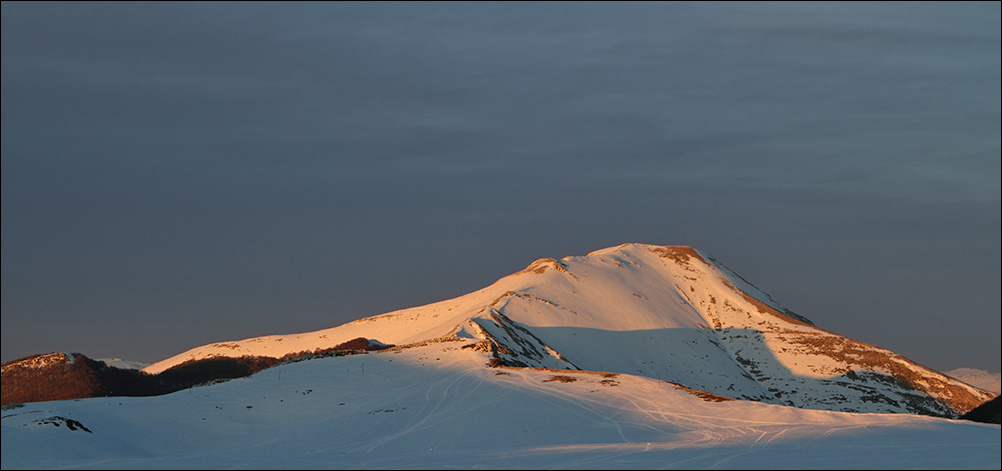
[528,368,728,402]
[667,382,736,403]
[543,375,578,383]
[649,246,705,271]
[780,331,989,416]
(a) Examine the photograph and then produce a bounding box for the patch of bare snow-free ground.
[946,368,1001,394]
[2,344,998,470]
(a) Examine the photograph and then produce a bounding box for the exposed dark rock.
[960,396,1001,424]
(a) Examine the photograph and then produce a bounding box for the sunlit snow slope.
[144,244,994,417]
[3,343,999,470]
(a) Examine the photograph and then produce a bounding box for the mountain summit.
[144,243,992,417]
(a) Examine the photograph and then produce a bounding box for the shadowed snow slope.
[2,343,999,469]
[143,244,993,417]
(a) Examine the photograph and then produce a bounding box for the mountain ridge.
[141,243,993,417]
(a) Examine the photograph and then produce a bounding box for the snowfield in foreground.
[3,244,998,469]
[2,343,999,470]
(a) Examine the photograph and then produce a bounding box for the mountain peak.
[586,242,696,256]
[520,257,571,275]
[141,243,994,417]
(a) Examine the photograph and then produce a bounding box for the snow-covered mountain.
[3,243,1000,469]
[96,358,150,371]
[947,368,1001,394]
[143,243,993,417]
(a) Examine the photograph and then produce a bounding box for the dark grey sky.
[2,2,999,372]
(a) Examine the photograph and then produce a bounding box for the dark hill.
[960,396,1001,424]
[1,353,159,404]
[0,338,388,405]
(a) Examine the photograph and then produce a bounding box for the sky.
[2,2,999,372]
